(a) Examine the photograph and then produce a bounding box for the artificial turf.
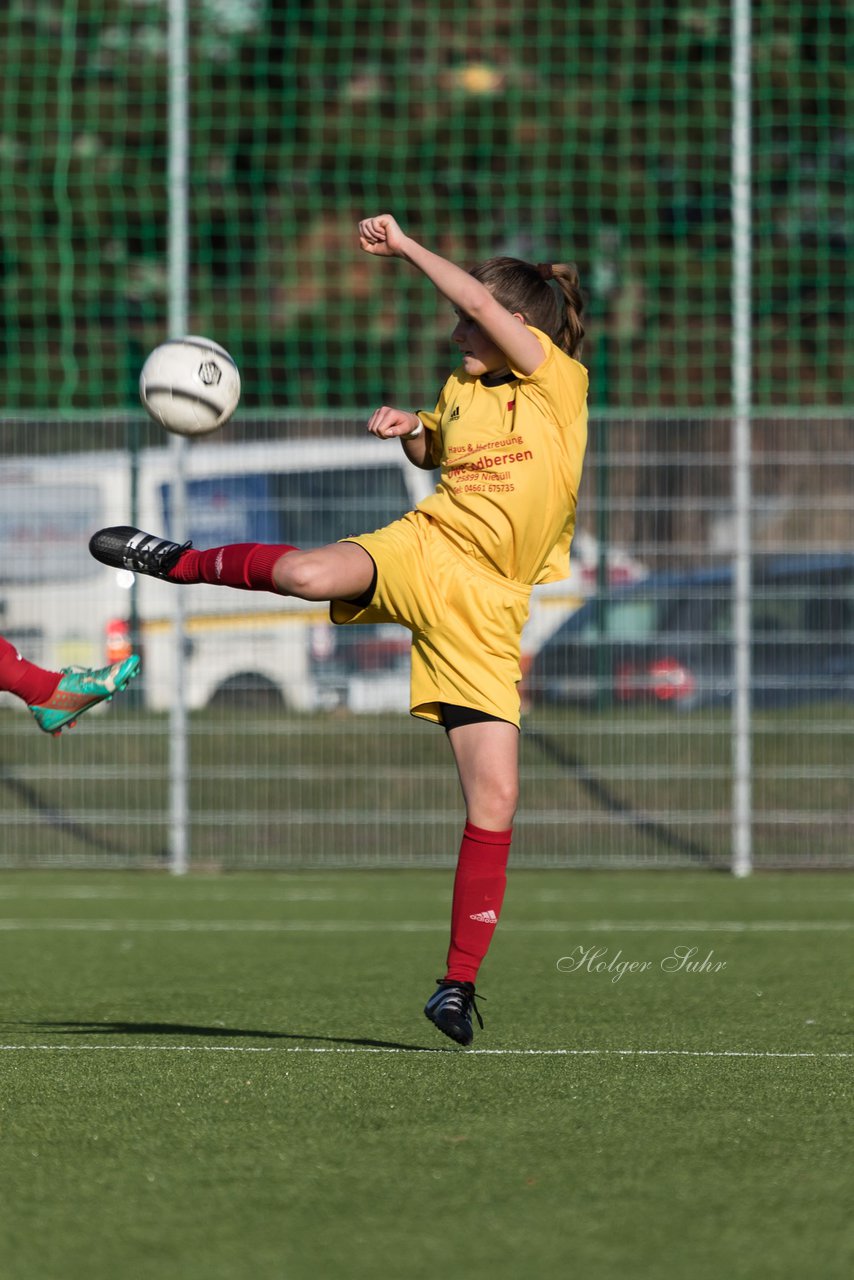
[1,869,852,1279]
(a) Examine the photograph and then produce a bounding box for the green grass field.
[1,869,852,1279]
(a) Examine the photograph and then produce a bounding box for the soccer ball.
[139,336,241,437]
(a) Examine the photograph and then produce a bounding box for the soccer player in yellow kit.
[89,214,588,1046]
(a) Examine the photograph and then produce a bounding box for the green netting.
[0,1,852,413]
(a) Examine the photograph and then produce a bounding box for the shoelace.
[131,535,192,573]
[435,981,486,1030]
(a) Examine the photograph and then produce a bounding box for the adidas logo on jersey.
[449,405,460,421]
[469,909,498,924]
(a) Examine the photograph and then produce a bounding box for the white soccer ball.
[139,336,241,437]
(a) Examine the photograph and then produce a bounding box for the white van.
[0,436,427,713]
[0,434,616,715]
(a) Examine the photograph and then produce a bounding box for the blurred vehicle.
[310,622,412,713]
[525,554,854,711]
[518,529,648,659]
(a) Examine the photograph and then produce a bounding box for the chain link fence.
[1,411,851,869]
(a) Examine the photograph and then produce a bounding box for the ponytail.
[544,263,585,359]
[471,256,585,360]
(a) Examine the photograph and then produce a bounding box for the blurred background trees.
[0,0,851,412]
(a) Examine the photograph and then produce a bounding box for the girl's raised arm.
[358,214,545,376]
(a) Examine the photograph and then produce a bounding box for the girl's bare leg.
[446,718,520,830]
[434,718,518,991]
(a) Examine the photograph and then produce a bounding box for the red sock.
[0,637,61,706]
[445,822,512,986]
[168,543,297,591]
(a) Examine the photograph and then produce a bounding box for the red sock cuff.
[245,543,296,590]
[463,821,513,847]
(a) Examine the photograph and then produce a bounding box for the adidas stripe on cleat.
[28,655,141,736]
[424,979,485,1047]
[89,527,192,579]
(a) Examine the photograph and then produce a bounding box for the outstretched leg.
[172,539,376,601]
[89,526,375,602]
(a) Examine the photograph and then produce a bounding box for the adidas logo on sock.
[469,909,498,924]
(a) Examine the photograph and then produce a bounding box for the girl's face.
[451,311,509,378]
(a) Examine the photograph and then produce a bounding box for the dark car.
[525,554,854,711]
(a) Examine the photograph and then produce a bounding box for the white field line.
[0,886,346,902]
[1,887,852,907]
[0,918,852,933]
[0,885,851,908]
[0,1044,851,1059]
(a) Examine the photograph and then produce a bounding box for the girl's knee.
[472,778,518,829]
[495,769,519,811]
[274,543,372,601]
[274,551,319,597]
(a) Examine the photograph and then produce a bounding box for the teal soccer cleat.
[28,655,141,736]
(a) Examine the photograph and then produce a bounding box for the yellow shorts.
[330,511,531,727]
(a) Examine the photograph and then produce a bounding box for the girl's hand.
[366,405,421,439]
[359,214,409,258]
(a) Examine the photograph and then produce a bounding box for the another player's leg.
[0,636,141,737]
[88,527,374,602]
[424,713,518,1046]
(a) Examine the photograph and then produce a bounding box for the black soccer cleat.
[89,526,192,579]
[424,979,485,1047]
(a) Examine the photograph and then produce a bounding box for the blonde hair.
[470,256,585,358]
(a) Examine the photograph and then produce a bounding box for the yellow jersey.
[415,326,588,585]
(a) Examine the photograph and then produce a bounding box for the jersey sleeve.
[415,377,452,468]
[508,327,589,425]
